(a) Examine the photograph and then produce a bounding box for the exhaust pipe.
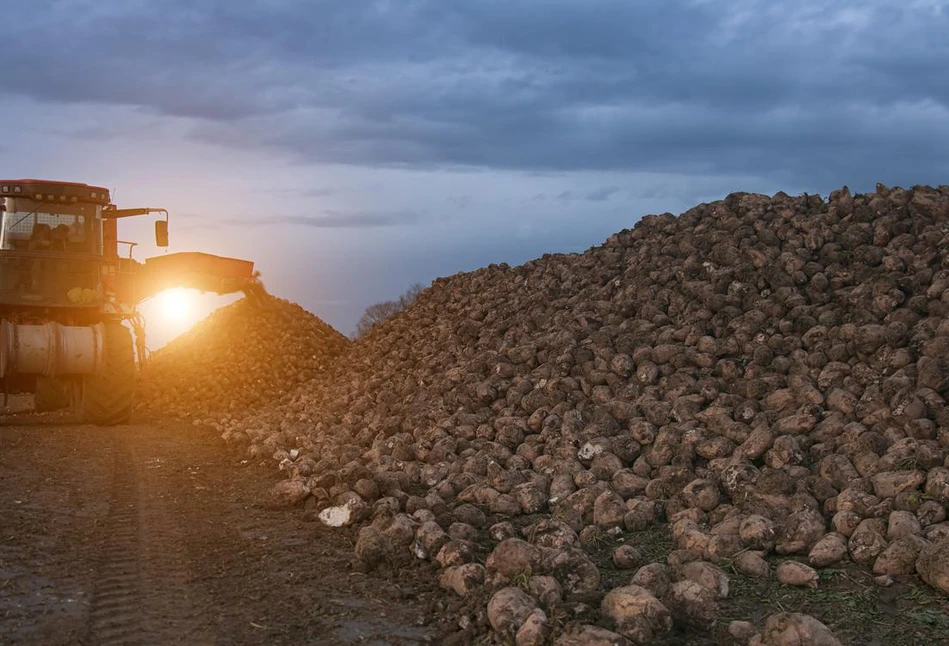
[0,321,104,378]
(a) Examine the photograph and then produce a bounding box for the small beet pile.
[184,184,949,644]
[136,296,349,420]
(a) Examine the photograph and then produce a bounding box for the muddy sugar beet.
[166,184,949,643]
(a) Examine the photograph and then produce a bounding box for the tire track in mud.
[85,431,214,646]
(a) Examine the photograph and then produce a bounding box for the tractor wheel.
[35,377,71,413]
[82,323,135,426]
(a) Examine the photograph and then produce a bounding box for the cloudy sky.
[2,0,948,342]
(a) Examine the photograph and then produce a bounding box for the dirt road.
[0,409,452,645]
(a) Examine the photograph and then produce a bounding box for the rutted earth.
[3,413,949,645]
[0,407,455,646]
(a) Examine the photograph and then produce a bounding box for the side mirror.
[155,219,169,247]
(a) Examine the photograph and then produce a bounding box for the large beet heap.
[137,297,349,419]
[209,185,949,644]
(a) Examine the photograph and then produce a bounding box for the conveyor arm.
[131,252,268,304]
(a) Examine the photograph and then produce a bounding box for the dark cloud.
[262,187,338,198]
[447,195,473,209]
[4,1,949,189]
[285,210,420,227]
[554,186,623,203]
[180,209,420,230]
[585,187,622,202]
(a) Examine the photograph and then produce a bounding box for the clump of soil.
[136,297,348,419]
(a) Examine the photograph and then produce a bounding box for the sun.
[158,288,193,323]
[139,289,239,349]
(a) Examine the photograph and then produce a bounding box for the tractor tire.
[82,323,135,426]
[35,377,71,413]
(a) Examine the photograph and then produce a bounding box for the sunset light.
[138,289,242,349]
[157,288,194,323]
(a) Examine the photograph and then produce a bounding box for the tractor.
[0,178,265,424]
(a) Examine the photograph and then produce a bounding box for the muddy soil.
[0,407,455,646]
[3,401,948,645]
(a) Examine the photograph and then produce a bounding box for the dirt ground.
[2,398,949,645]
[0,401,457,646]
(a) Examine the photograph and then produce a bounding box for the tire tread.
[82,324,135,425]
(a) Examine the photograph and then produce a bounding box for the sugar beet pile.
[146,185,949,645]
[136,297,349,419]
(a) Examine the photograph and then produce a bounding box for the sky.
[2,0,949,344]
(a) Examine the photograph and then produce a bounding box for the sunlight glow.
[139,290,242,350]
[157,288,194,323]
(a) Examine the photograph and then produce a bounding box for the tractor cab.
[0,180,109,308]
[0,179,174,311]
